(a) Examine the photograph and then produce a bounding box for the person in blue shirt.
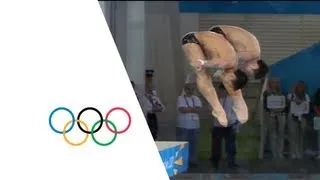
[210,84,240,170]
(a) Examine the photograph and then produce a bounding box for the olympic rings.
[77,107,103,134]
[49,106,131,146]
[49,107,75,134]
[105,107,131,134]
[91,120,117,146]
[63,120,89,146]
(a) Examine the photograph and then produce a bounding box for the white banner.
[314,117,320,130]
[267,95,286,109]
[290,101,309,115]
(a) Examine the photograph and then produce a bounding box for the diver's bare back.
[195,31,238,69]
[217,25,261,59]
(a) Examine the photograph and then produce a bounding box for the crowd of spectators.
[131,69,320,171]
[263,78,320,160]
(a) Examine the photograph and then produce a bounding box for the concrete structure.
[99,1,187,139]
[99,1,320,143]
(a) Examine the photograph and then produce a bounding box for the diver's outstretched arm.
[197,58,235,70]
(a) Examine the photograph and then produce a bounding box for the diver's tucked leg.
[219,71,248,124]
[230,90,248,124]
[196,70,228,127]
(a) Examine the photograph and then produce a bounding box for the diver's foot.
[233,105,249,124]
[232,93,249,123]
[212,110,228,127]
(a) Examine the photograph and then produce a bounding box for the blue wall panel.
[179,1,320,14]
[270,42,320,97]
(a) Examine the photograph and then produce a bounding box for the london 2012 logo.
[49,106,131,146]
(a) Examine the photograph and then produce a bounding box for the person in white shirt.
[287,81,310,159]
[210,84,239,170]
[144,70,165,140]
[131,80,151,117]
[176,84,202,167]
[263,78,287,159]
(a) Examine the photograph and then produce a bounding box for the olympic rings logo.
[49,106,131,146]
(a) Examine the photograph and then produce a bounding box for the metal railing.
[258,74,269,159]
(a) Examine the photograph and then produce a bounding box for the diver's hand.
[213,70,223,77]
[190,59,205,71]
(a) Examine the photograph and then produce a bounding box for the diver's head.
[233,69,249,90]
[253,59,269,79]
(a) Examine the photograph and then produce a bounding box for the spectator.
[176,84,202,167]
[144,70,165,140]
[313,88,320,159]
[131,80,151,117]
[210,84,239,170]
[145,69,157,95]
[287,81,310,159]
[263,78,287,159]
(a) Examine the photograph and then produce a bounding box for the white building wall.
[179,13,199,79]
[144,1,182,129]
[100,2,212,136]
[98,1,111,27]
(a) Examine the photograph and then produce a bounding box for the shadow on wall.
[270,42,320,96]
